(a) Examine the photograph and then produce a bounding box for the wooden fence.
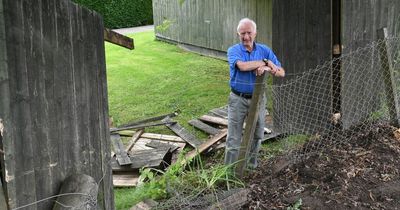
[0,0,114,209]
[152,0,272,59]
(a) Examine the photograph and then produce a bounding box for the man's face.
[238,22,256,50]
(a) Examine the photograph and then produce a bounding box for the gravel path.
[112,25,154,35]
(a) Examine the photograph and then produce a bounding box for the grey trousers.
[224,92,266,168]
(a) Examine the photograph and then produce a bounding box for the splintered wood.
[111,107,275,187]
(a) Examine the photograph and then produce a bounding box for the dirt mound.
[244,121,400,210]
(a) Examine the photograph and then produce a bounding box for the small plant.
[262,134,309,158]
[156,19,175,32]
[178,0,186,6]
[368,102,389,121]
[182,155,244,192]
[287,198,302,210]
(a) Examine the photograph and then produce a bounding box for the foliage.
[155,19,175,32]
[180,156,244,192]
[287,198,302,210]
[114,152,242,209]
[178,0,186,6]
[72,0,153,28]
[261,134,309,159]
[368,102,389,121]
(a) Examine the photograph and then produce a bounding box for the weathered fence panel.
[0,0,114,209]
[341,0,400,128]
[152,0,272,59]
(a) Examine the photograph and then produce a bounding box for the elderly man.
[225,18,285,169]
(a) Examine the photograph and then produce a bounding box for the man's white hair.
[237,18,257,33]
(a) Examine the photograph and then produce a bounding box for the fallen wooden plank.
[199,115,228,126]
[118,111,179,128]
[116,130,137,136]
[185,129,227,160]
[214,142,226,150]
[112,148,172,172]
[113,173,140,187]
[104,28,134,49]
[126,129,144,152]
[209,106,228,119]
[199,115,271,133]
[145,141,179,152]
[116,131,185,142]
[111,134,132,166]
[141,133,185,143]
[189,119,221,135]
[130,138,185,153]
[162,116,202,148]
[134,137,186,165]
[206,188,249,210]
[110,121,176,133]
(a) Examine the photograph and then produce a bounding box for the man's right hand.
[255,65,271,76]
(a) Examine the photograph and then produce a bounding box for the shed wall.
[152,0,273,58]
[272,0,333,134]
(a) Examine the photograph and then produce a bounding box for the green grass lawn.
[106,31,230,209]
[106,31,230,129]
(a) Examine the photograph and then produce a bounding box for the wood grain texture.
[0,0,114,208]
[162,116,202,148]
[152,0,272,54]
[272,0,332,135]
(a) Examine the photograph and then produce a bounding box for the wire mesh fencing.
[153,36,400,210]
[271,36,400,162]
[153,179,248,210]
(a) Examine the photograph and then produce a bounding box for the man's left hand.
[255,66,271,76]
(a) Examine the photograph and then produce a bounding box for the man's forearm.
[236,60,265,71]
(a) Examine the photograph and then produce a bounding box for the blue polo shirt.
[227,42,281,93]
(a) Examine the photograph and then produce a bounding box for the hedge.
[73,0,153,29]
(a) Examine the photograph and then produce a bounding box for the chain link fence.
[272,37,400,162]
[128,36,400,209]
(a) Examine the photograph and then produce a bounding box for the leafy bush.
[73,0,153,28]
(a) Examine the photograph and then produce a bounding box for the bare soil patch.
[244,121,400,209]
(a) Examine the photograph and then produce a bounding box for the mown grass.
[106,31,230,130]
[106,31,230,209]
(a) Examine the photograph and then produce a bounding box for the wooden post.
[377,28,400,127]
[235,73,267,177]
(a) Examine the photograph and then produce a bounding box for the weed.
[287,198,302,210]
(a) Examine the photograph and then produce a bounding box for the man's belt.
[231,89,252,99]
